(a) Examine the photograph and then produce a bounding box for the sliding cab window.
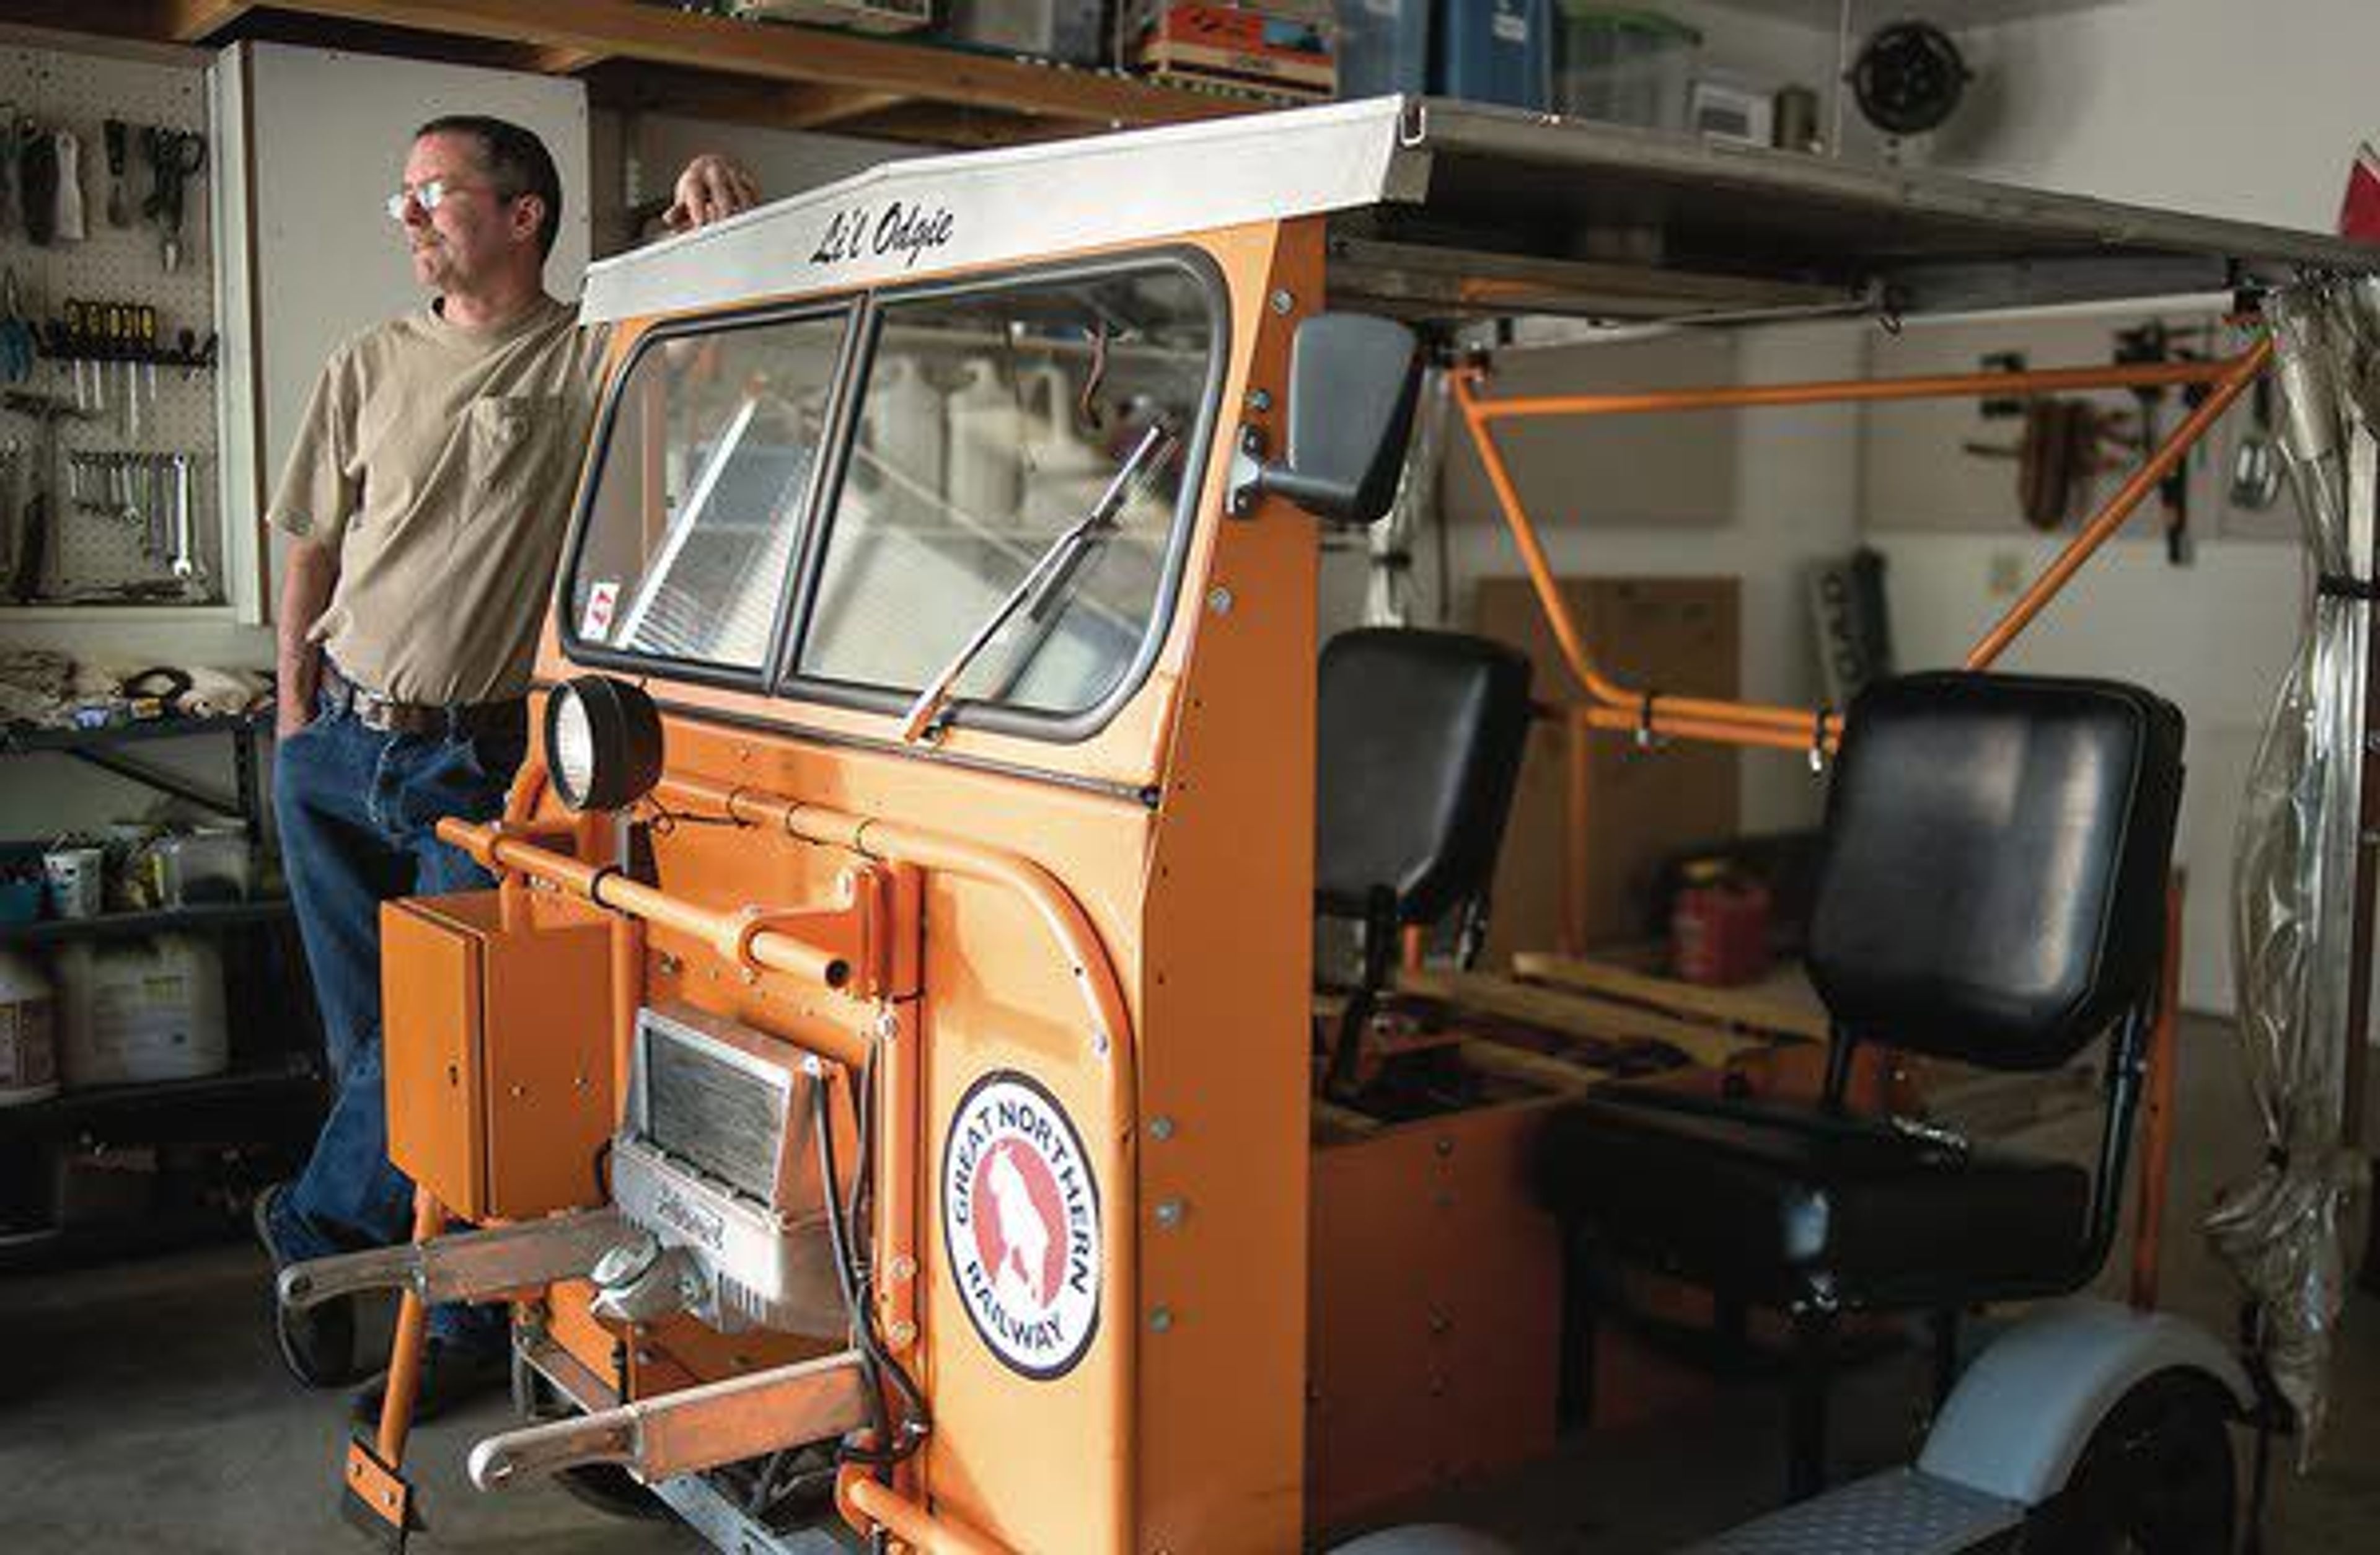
[564,309,850,676]
[793,263,1219,728]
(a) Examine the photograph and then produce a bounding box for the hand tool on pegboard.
[2115,322,2194,565]
[0,108,19,237]
[103,119,130,227]
[2,390,92,603]
[0,270,33,386]
[19,120,55,247]
[51,128,86,242]
[142,126,206,273]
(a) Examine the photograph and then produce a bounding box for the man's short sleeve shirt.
[267,295,612,705]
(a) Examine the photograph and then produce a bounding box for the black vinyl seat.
[1315,628,1533,1095]
[1540,1095,2092,1308]
[1535,671,2185,1499]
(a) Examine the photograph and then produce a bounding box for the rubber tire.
[2026,1368,2236,1555]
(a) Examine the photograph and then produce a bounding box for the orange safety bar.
[1458,337,2270,969]
[1450,338,2272,750]
[1965,338,2270,669]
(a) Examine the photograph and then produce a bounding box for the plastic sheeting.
[2208,276,2380,1463]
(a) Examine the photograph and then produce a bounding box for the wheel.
[2027,1369,2236,1555]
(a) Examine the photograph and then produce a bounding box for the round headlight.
[544,676,664,813]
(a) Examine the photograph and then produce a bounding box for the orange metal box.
[381,890,615,1222]
[1307,1097,1562,1529]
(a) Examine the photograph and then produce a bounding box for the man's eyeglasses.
[386,179,501,222]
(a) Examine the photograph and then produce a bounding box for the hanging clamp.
[1634,691,1664,752]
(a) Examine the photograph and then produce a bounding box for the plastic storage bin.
[1434,0,1551,110]
[155,827,253,906]
[1336,0,1430,99]
[943,0,1108,65]
[54,935,228,1089]
[1555,4,1699,131]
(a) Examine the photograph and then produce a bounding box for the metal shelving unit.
[0,713,325,1267]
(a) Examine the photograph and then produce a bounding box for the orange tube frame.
[1461,337,2268,966]
[1450,338,2273,753]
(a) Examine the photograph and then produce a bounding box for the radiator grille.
[646,1028,785,1203]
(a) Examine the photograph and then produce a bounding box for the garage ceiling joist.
[138,0,1258,144]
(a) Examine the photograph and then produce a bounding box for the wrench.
[169,452,196,579]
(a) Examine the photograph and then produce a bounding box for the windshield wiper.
[899,418,1177,743]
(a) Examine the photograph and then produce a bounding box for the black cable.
[811,1073,929,1466]
[591,1138,613,1204]
[644,796,737,833]
[844,1046,924,1435]
[812,1079,894,1456]
[847,1046,876,1272]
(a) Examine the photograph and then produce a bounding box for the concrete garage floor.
[1,1015,2374,1553]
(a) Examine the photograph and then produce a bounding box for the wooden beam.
[831,101,1092,149]
[1509,953,1831,1043]
[1311,1099,1380,1139]
[776,84,908,131]
[508,42,611,75]
[1399,970,1773,1072]
[237,0,1245,127]
[583,64,911,139]
[1457,1040,1610,1096]
[153,0,255,42]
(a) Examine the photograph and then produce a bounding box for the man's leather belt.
[320,664,526,739]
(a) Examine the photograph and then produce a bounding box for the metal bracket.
[278,1208,627,1310]
[467,1349,871,1491]
[1225,422,1269,518]
[723,860,922,1002]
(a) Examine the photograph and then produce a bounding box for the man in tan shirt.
[254,115,754,1414]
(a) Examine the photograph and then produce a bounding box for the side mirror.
[1229,314,1421,524]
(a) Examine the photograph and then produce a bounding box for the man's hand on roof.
[664,154,760,233]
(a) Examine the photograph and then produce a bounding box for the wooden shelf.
[57,0,1287,146]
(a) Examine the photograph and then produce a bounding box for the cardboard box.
[1132,2,1336,93]
[1473,576,1741,964]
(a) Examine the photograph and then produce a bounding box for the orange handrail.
[840,1467,1011,1554]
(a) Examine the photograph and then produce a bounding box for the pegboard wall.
[0,36,219,606]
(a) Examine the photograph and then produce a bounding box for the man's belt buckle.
[354,693,402,733]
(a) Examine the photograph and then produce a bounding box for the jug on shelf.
[861,355,947,527]
[1020,361,1113,529]
[946,356,1022,531]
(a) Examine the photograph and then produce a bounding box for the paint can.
[41,844,104,920]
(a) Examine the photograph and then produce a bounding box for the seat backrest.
[1315,628,1534,925]
[1806,671,2184,1070]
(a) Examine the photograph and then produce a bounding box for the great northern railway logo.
[941,1070,1101,1380]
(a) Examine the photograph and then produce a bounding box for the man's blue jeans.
[268,693,526,1349]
